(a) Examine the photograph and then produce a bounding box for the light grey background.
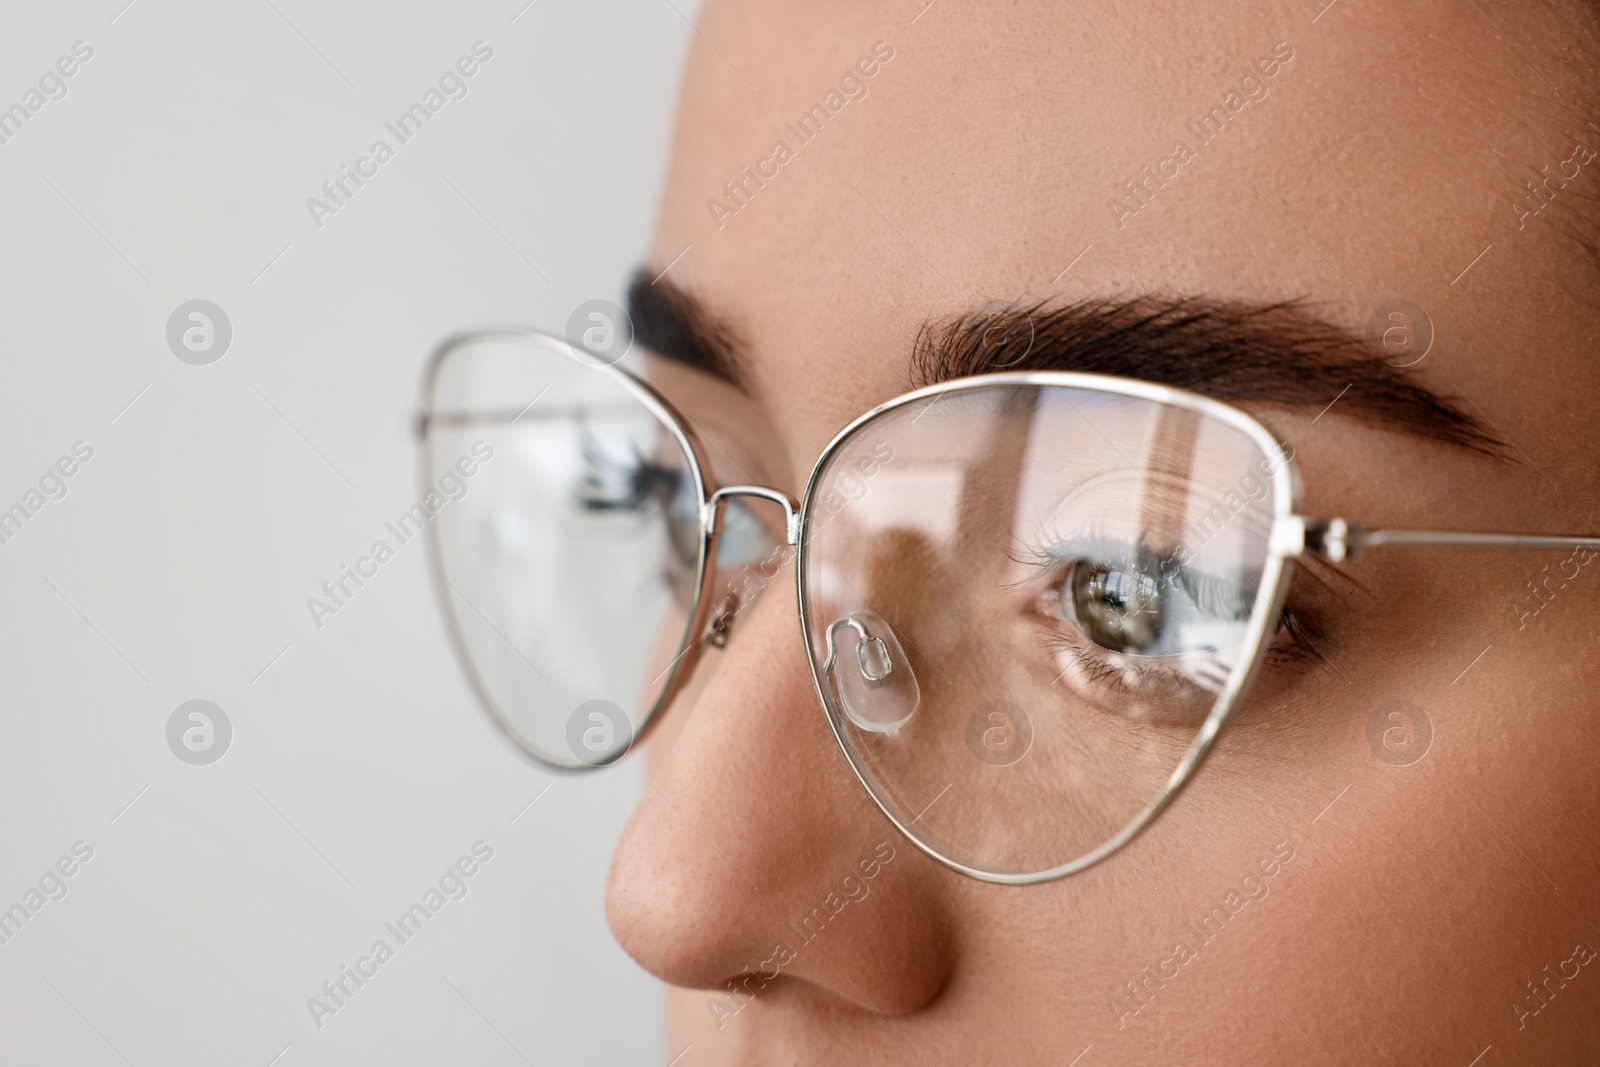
[0,1,689,1062]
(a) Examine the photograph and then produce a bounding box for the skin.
[602,2,1600,1062]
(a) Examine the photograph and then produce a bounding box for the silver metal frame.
[794,372,1299,884]
[420,329,1600,882]
[417,328,725,771]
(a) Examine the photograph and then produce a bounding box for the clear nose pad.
[824,611,920,734]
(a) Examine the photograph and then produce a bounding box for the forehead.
[650,0,1593,464]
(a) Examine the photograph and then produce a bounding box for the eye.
[1026,534,1321,716]
[574,433,702,576]
[1027,537,1265,708]
[1066,556,1167,655]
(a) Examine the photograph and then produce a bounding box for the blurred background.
[0,1,687,1062]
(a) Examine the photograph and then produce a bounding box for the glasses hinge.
[1273,516,1362,562]
[1269,515,1308,559]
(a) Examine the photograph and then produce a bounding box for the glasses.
[417,328,1600,884]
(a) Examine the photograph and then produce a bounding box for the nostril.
[824,612,919,733]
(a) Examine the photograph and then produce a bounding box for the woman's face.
[603,2,1600,1061]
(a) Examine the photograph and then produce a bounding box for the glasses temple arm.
[1277,516,1600,563]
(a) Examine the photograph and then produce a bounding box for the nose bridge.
[709,484,801,544]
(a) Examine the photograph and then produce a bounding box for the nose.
[604,561,955,1018]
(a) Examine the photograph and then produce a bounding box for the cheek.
[1168,569,1600,1044]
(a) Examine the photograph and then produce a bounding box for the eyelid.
[574,442,681,513]
[1015,531,1195,600]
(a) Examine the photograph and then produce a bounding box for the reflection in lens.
[1068,554,1166,654]
[801,383,1287,878]
[425,333,706,769]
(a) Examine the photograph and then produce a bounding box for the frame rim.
[418,326,725,772]
[793,370,1303,884]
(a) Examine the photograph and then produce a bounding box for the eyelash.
[574,435,684,515]
[572,438,707,600]
[572,439,778,601]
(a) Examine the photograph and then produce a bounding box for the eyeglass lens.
[801,384,1282,876]
[427,334,706,768]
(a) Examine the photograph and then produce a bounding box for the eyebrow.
[915,298,1498,452]
[627,268,746,388]
[629,267,1497,452]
